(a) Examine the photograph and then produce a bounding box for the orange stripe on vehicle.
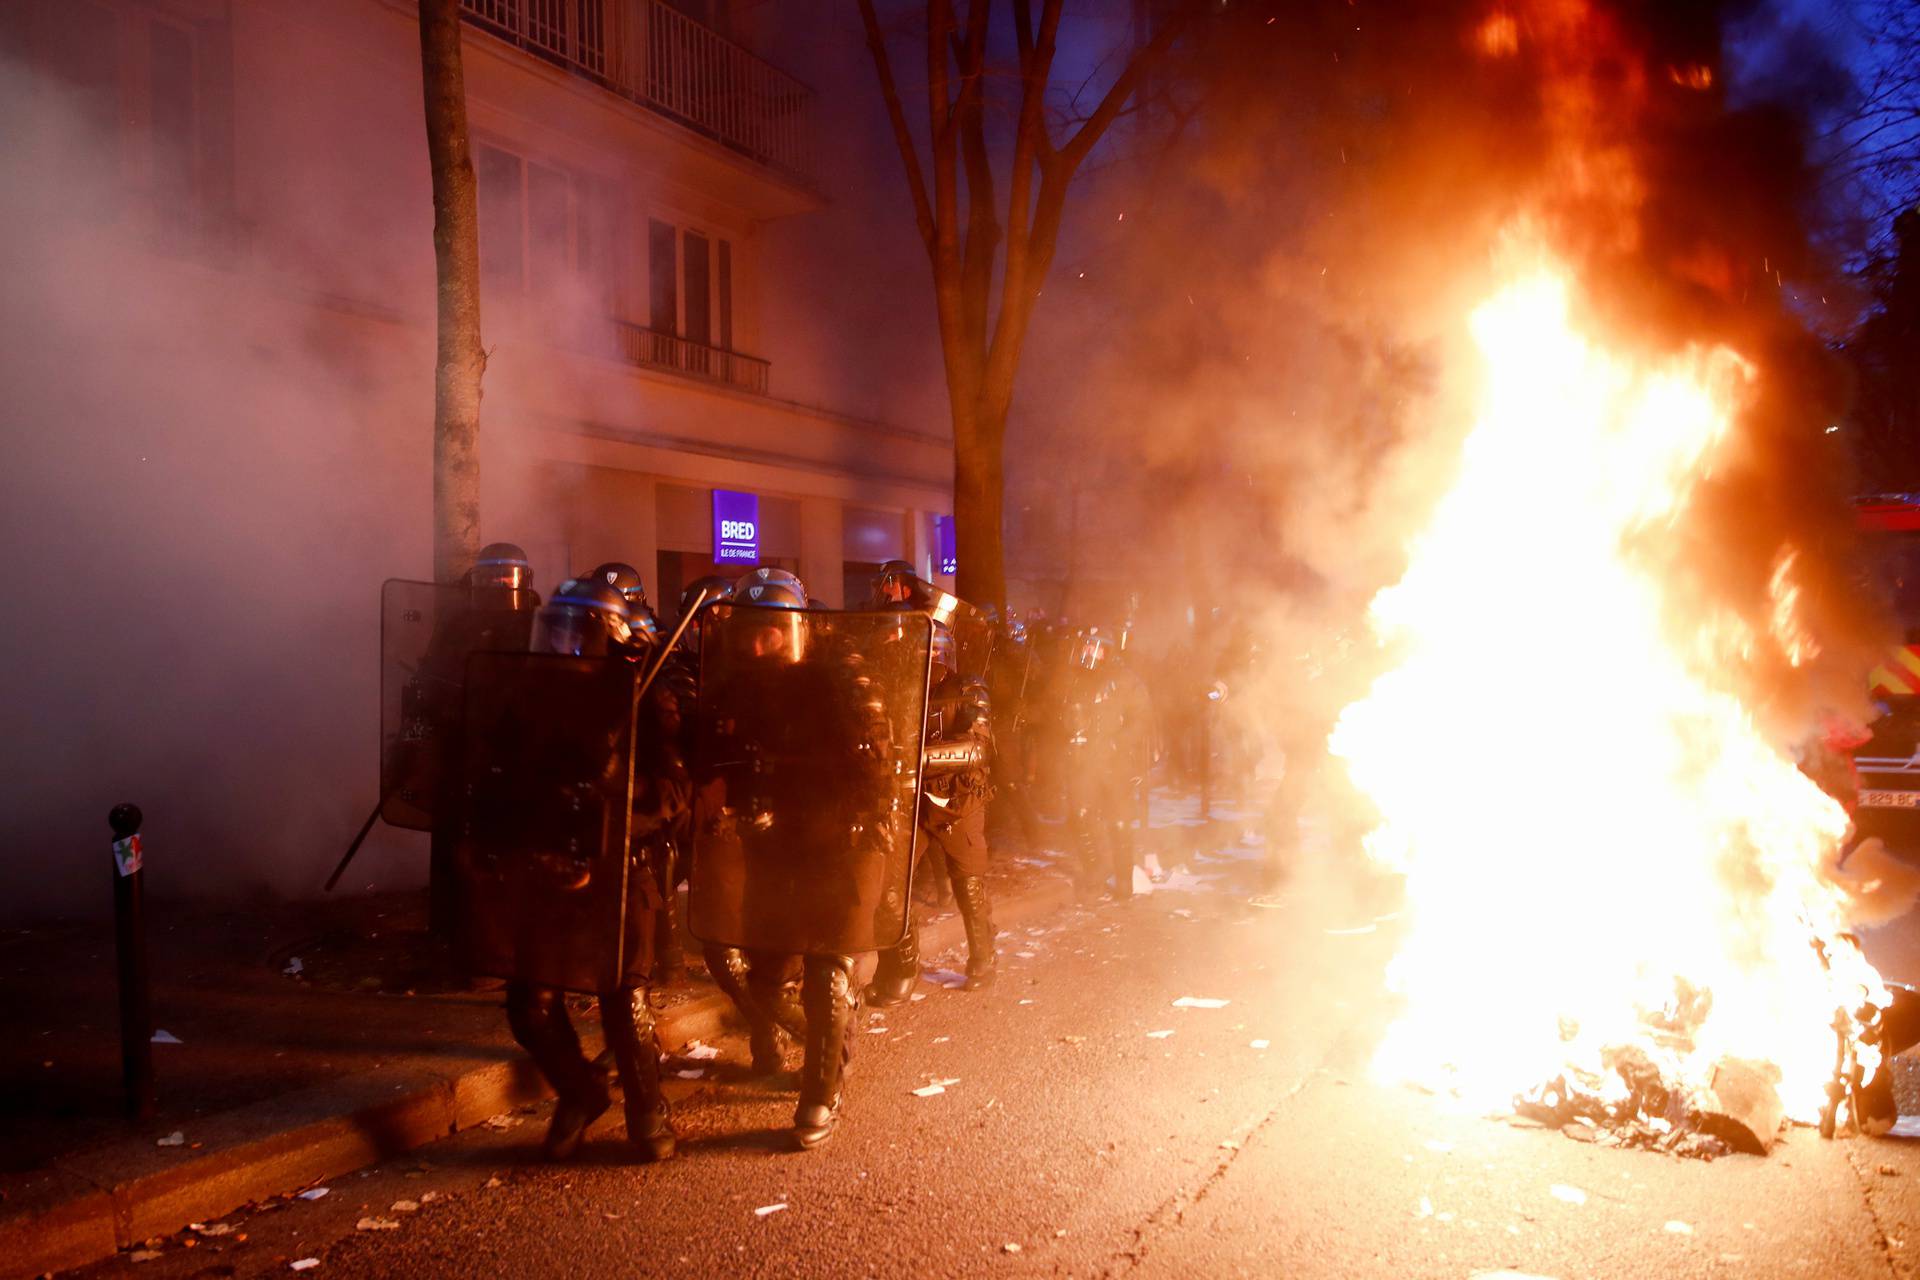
[1899,646,1920,680]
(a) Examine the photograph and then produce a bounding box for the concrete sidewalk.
[0,865,1078,1280]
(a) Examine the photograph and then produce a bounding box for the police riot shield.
[380,578,538,831]
[686,606,933,955]
[449,652,639,992]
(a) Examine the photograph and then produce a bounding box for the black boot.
[706,944,784,1075]
[954,874,997,990]
[507,982,608,1161]
[862,910,920,1007]
[600,986,675,1162]
[793,956,855,1149]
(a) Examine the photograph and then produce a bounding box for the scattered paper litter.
[289,1260,320,1272]
[1172,996,1229,1010]
[151,1029,183,1044]
[390,1200,419,1213]
[356,1217,402,1232]
[867,1026,889,1034]
[910,992,927,1002]
[923,968,968,989]
[932,1036,951,1044]
[1015,950,1036,959]
[754,1202,789,1218]
[297,1187,330,1201]
[1220,1139,1240,1151]
[1003,1242,1023,1254]
[284,957,304,975]
[419,1191,441,1204]
[484,1177,502,1189]
[194,1222,235,1236]
[1664,1221,1693,1236]
[1416,1195,1434,1219]
[156,1131,186,1147]
[1018,998,1034,1005]
[1146,1029,1175,1040]
[913,1084,947,1097]
[674,1068,705,1079]
[1249,1039,1270,1050]
[1549,1184,1587,1206]
[130,1250,162,1262]
[681,1040,721,1060]
[482,1113,521,1131]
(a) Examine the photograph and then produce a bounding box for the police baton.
[109,803,156,1121]
[634,580,726,705]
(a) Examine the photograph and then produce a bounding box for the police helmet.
[628,600,662,645]
[874,558,918,604]
[1073,627,1119,672]
[736,566,808,610]
[588,561,648,608]
[470,542,532,590]
[532,579,632,657]
[931,622,958,671]
[680,575,736,619]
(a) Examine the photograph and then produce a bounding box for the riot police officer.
[588,561,650,612]
[500,580,686,1162]
[1061,628,1155,900]
[986,614,1046,854]
[866,623,997,1004]
[870,558,918,608]
[697,567,881,1148]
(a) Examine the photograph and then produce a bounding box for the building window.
[648,218,678,334]
[476,144,526,296]
[718,239,734,351]
[684,230,711,347]
[475,142,617,317]
[3,1,232,247]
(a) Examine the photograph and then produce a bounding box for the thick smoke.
[1012,0,1886,900]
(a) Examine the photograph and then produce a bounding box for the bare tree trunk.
[419,0,484,585]
[953,405,1007,606]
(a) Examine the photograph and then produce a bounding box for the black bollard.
[110,803,155,1121]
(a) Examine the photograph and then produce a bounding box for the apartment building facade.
[0,0,952,913]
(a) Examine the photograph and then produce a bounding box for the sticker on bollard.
[114,833,143,877]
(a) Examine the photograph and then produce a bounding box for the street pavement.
[67,836,1920,1279]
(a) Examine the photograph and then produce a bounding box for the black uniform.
[1063,661,1154,899]
[868,668,997,1000]
[501,677,688,1160]
[987,636,1045,854]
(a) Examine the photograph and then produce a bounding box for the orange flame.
[1330,259,1885,1119]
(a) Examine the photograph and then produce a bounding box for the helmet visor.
[532,605,629,657]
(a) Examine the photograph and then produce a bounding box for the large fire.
[1330,258,1887,1121]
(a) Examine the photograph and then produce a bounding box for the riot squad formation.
[377,545,1247,1160]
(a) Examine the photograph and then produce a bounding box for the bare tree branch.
[857,0,938,255]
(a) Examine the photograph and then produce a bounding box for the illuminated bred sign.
[712,489,760,564]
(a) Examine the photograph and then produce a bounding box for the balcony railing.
[611,319,770,396]
[459,0,814,183]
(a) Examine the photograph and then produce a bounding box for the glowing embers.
[1330,264,1883,1124]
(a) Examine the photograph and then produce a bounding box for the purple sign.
[712,489,760,564]
[935,515,957,577]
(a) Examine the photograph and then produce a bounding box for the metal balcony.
[460,0,814,184]
[610,318,770,396]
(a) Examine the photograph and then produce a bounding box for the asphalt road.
[73,842,1920,1279]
